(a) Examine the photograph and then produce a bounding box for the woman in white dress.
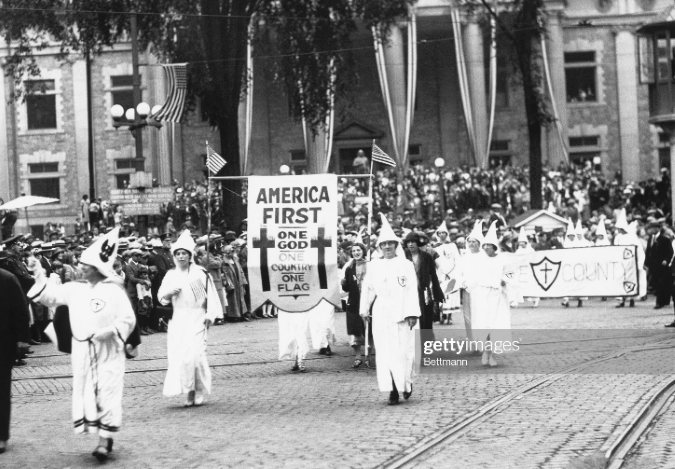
[158,231,223,407]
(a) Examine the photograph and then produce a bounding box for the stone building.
[0,0,673,233]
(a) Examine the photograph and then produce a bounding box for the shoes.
[107,439,113,453]
[532,299,540,308]
[388,391,399,405]
[352,358,363,368]
[577,300,583,308]
[318,348,327,355]
[92,446,109,461]
[299,363,306,373]
[194,392,205,406]
[482,351,489,366]
[629,300,635,307]
[364,359,375,369]
[325,345,332,356]
[615,301,625,308]
[561,300,569,308]
[158,319,169,332]
[654,305,664,310]
[184,390,196,407]
[291,360,300,372]
[403,384,413,400]
[489,355,498,367]
[29,339,41,345]
[665,322,675,328]
[14,359,27,366]
[601,297,607,301]
[145,328,157,335]
[0,440,6,454]
[243,315,252,322]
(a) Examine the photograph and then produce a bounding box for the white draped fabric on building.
[239,27,254,175]
[301,59,336,174]
[372,12,417,169]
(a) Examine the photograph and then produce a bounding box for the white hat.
[376,213,399,246]
[151,238,162,248]
[171,230,196,256]
[615,208,629,231]
[482,221,499,249]
[575,219,584,237]
[435,221,449,235]
[467,220,484,243]
[80,227,120,277]
[128,242,143,250]
[627,220,638,236]
[517,227,528,244]
[595,220,607,237]
[565,219,576,238]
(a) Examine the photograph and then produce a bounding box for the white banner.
[501,246,641,298]
[247,174,340,312]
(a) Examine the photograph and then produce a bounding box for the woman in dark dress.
[341,241,373,368]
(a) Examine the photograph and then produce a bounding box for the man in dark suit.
[0,267,31,454]
[404,232,444,331]
[146,235,175,331]
[644,221,661,294]
[653,227,674,312]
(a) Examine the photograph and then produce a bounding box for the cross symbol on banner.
[540,263,552,284]
[253,227,275,292]
[311,226,331,290]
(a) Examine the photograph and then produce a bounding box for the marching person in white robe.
[434,221,461,325]
[360,213,421,405]
[561,220,586,308]
[158,230,223,407]
[515,227,539,307]
[466,221,514,367]
[277,308,311,372]
[615,220,646,308]
[459,220,486,342]
[27,228,135,461]
[308,300,337,356]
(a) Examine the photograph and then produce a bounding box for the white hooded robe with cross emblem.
[360,255,420,393]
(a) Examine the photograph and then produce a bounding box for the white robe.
[434,242,462,310]
[308,300,337,350]
[465,254,512,343]
[277,310,310,361]
[459,250,486,341]
[360,255,420,393]
[158,265,222,397]
[29,279,135,437]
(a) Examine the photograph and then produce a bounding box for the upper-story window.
[565,51,597,103]
[25,80,57,129]
[111,75,141,123]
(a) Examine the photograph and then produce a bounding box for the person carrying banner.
[515,228,539,308]
[360,214,420,405]
[158,230,223,407]
[612,210,637,308]
[433,221,461,324]
[561,220,585,308]
[308,300,337,356]
[467,221,514,367]
[616,221,646,308]
[26,228,136,461]
[341,238,373,368]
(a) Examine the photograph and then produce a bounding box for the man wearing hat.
[0,265,31,454]
[147,236,176,331]
[26,228,136,461]
[125,245,153,335]
[404,232,444,331]
[360,214,421,405]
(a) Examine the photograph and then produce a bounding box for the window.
[25,79,57,129]
[115,174,131,189]
[658,132,671,169]
[569,134,601,168]
[111,75,140,123]
[30,178,60,201]
[489,140,511,167]
[115,159,145,171]
[408,144,422,164]
[29,162,59,173]
[290,150,306,161]
[565,51,597,103]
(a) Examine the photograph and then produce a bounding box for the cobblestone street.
[4,298,675,469]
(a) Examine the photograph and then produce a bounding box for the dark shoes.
[92,445,109,461]
[577,300,583,308]
[403,384,413,400]
[388,391,399,405]
[665,322,675,328]
[629,299,635,307]
[0,440,6,454]
[654,305,664,310]
[318,348,326,355]
[325,346,332,356]
[615,301,625,308]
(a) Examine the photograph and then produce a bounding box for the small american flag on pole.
[206,142,226,174]
[371,143,396,167]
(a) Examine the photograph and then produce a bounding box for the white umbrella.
[0,195,59,233]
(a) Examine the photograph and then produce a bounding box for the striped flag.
[152,63,188,123]
[371,143,396,167]
[206,143,226,174]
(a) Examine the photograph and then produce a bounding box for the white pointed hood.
[482,220,499,249]
[575,219,584,237]
[376,213,404,257]
[171,230,196,257]
[565,219,576,238]
[435,220,449,237]
[615,208,629,231]
[467,220,484,243]
[517,227,528,244]
[595,220,607,237]
[80,227,120,277]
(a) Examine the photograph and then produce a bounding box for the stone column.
[545,10,568,167]
[0,64,10,202]
[615,29,640,182]
[147,55,171,185]
[71,59,92,198]
[463,20,488,166]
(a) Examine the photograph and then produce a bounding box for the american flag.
[152,64,187,123]
[206,143,226,174]
[371,143,396,167]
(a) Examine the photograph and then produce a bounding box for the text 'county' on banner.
[247,174,340,312]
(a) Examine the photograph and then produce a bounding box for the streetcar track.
[604,375,675,469]
[375,337,675,469]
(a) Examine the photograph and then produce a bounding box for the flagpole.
[206,141,212,270]
[367,139,375,261]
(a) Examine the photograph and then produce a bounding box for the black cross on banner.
[253,227,275,292]
[311,226,332,290]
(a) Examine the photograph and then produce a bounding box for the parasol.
[0,195,59,233]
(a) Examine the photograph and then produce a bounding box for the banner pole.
[367,140,375,261]
[206,141,211,270]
